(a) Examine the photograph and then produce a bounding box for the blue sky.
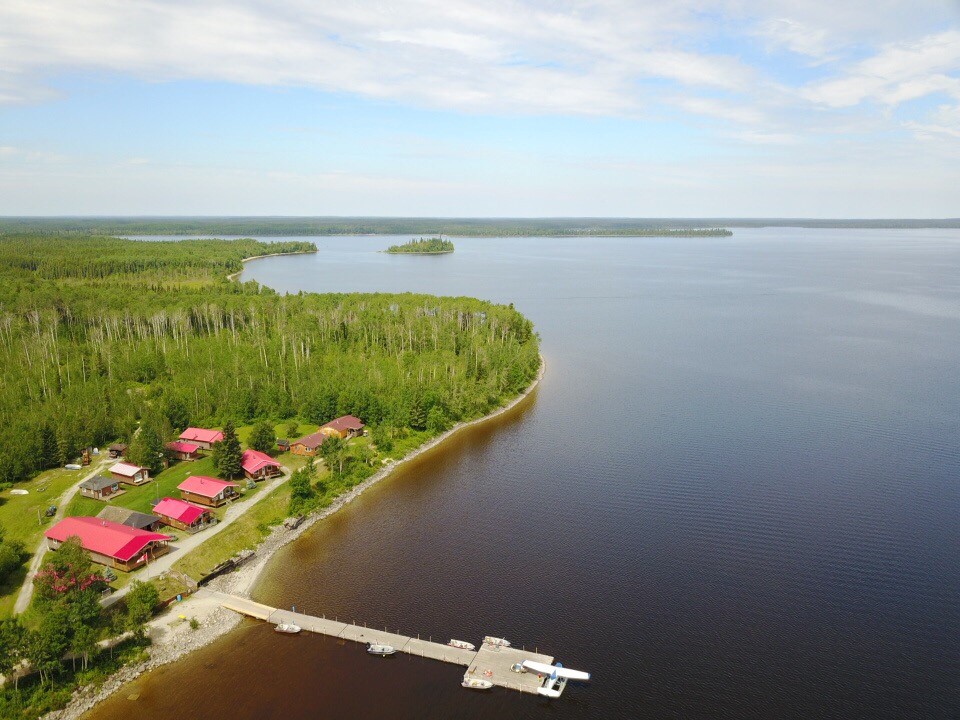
[0,0,958,217]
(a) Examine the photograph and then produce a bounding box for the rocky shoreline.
[45,356,544,720]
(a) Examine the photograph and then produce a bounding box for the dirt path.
[14,457,114,614]
[101,466,293,607]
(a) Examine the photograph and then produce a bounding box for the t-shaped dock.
[205,589,558,694]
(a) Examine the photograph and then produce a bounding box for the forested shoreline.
[386,237,455,253]
[3,217,957,238]
[0,236,540,487]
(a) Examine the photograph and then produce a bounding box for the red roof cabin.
[178,427,224,450]
[166,441,201,461]
[177,475,240,507]
[109,462,150,486]
[290,430,326,457]
[153,497,214,532]
[320,415,365,440]
[45,516,171,572]
[241,449,282,481]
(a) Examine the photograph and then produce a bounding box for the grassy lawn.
[64,456,219,517]
[0,465,91,548]
[1,420,321,612]
[236,420,318,446]
[172,480,295,580]
[148,572,191,603]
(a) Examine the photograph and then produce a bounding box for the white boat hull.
[462,679,493,690]
[366,643,396,656]
[482,635,511,647]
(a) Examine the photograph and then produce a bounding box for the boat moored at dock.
[462,678,493,690]
[366,643,396,656]
[274,623,301,634]
[211,590,588,699]
[483,635,511,648]
[448,639,476,651]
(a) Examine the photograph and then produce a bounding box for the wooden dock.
[204,589,556,694]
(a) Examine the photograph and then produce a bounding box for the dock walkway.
[204,589,555,694]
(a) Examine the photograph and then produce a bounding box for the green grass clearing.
[172,481,296,580]
[0,465,91,548]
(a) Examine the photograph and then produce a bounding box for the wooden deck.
[206,589,556,694]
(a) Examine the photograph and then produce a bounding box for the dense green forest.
[2,217,956,238]
[0,235,540,486]
[386,237,455,253]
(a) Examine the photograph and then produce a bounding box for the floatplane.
[521,660,591,698]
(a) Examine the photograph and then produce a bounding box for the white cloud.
[753,18,834,60]
[671,97,765,124]
[1,0,959,216]
[904,102,960,139]
[802,30,960,107]
[0,0,756,116]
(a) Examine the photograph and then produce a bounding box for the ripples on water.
[91,230,960,719]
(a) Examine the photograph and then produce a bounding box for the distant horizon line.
[2,215,959,221]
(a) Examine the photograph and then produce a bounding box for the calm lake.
[91,230,960,719]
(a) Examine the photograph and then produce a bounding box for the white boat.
[448,639,476,651]
[461,678,493,690]
[366,643,396,656]
[274,623,301,634]
[483,635,511,648]
[521,660,591,698]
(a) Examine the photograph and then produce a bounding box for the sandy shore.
[46,356,544,720]
[225,249,316,281]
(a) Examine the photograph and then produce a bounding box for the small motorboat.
[274,623,301,634]
[510,662,526,673]
[462,678,493,690]
[448,639,476,651]
[366,643,396,656]
[483,636,511,648]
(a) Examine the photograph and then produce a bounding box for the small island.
[386,237,455,254]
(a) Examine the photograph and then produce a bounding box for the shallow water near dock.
[90,230,960,719]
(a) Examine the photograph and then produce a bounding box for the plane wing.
[521,660,591,681]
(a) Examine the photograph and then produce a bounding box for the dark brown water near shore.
[90,231,960,719]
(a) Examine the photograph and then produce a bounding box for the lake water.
[92,230,960,719]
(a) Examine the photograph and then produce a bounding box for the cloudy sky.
[0,0,958,217]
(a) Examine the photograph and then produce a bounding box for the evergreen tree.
[162,394,190,432]
[0,525,25,585]
[216,421,243,479]
[56,424,76,466]
[248,420,277,454]
[288,464,316,514]
[426,405,448,434]
[39,422,59,470]
[286,419,300,438]
[409,397,427,431]
[26,607,69,685]
[371,425,393,453]
[127,422,164,475]
[0,617,26,690]
[320,435,348,476]
[125,580,159,638]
